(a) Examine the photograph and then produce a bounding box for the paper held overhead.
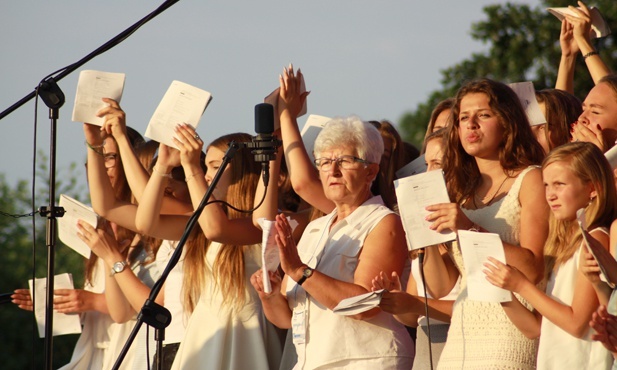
[71,70,126,125]
[145,80,212,149]
[547,6,611,39]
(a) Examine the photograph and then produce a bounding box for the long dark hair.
[442,79,544,203]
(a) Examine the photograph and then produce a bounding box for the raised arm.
[278,66,334,214]
[97,98,192,215]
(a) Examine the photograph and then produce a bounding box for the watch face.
[114,262,125,273]
[303,267,313,277]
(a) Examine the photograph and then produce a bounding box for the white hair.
[314,116,384,163]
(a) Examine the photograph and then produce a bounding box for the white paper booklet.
[71,70,126,125]
[396,154,427,179]
[605,144,617,169]
[548,6,611,39]
[145,80,212,149]
[508,82,547,126]
[333,289,384,316]
[394,170,456,250]
[576,209,617,288]
[258,217,299,293]
[264,80,308,130]
[29,273,82,337]
[58,194,99,259]
[300,114,331,163]
[458,230,511,303]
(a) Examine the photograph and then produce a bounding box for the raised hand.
[571,121,606,152]
[279,64,309,119]
[173,123,204,170]
[274,213,305,280]
[97,98,128,140]
[76,219,125,264]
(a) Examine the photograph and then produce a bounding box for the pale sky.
[0,0,541,192]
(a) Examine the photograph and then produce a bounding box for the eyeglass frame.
[103,153,118,169]
[313,155,372,172]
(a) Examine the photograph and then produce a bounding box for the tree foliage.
[0,154,87,369]
[399,0,617,147]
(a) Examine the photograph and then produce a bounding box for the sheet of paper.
[145,80,212,149]
[605,145,617,169]
[58,194,98,259]
[508,82,547,126]
[264,78,307,130]
[299,114,331,163]
[71,70,126,125]
[258,217,300,293]
[458,230,511,303]
[394,170,456,250]
[29,273,82,337]
[577,209,617,288]
[396,154,427,179]
[333,289,384,316]
[547,7,611,39]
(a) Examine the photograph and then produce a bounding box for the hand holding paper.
[72,70,125,126]
[333,289,384,316]
[577,208,617,288]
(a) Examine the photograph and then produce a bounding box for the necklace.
[473,175,510,208]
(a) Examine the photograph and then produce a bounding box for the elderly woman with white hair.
[251,116,414,369]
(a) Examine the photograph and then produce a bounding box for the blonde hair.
[542,142,617,277]
[182,133,261,314]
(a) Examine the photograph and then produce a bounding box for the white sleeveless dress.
[438,167,539,370]
[536,228,613,370]
[170,242,284,370]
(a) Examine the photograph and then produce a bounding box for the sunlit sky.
[1,0,541,193]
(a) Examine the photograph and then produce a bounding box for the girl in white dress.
[381,79,549,369]
[486,142,616,369]
[136,130,284,370]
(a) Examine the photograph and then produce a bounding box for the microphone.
[250,103,280,187]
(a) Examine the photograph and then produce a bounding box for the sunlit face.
[316,146,377,205]
[543,161,595,221]
[204,146,232,201]
[579,83,617,148]
[433,109,451,132]
[457,93,505,160]
[424,138,443,172]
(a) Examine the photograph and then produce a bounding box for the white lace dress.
[438,167,539,370]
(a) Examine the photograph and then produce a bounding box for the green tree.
[400,0,617,147]
[0,153,88,369]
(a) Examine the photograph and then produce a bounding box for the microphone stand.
[0,3,181,369]
[112,141,243,370]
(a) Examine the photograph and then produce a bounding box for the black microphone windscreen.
[255,103,274,134]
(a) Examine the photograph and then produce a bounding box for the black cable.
[418,249,434,370]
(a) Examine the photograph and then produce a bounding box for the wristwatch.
[110,261,128,277]
[296,266,314,286]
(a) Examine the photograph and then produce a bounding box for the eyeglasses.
[313,155,371,171]
[104,153,118,169]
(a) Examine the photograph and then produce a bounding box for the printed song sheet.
[394,170,456,250]
[145,80,212,149]
[577,209,617,288]
[58,194,98,259]
[29,273,82,337]
[71,70,125,125]
[458,230,511,302]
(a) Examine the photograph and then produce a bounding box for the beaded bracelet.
[185,172,202,183]
[85,140,105,155]
[583,50,599,60]
[152,165,172,179]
